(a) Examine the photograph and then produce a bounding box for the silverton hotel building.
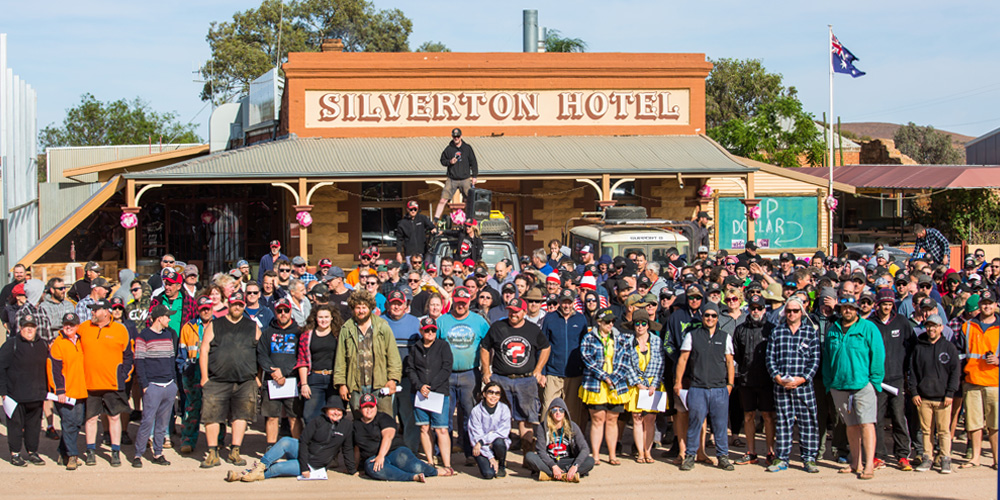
[21,43,850,278]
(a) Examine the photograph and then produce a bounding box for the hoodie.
[534,398,590,469]
[439,139,478,180]
[0,332,49,403]
[906,333,961,400]
[871,311,916,384]
[257,318,302,380]
[733,314,772,387]
[112,269,135,303]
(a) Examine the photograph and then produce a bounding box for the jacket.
[257,318,302,380]
[78,320,134,392]
[467,401,512,459]
[733,314,772,387]
[822,318,886,392]
[177,317,209,375]
[298,414,356,474]
[580,326,636,395]
[626,333,664,387]
[541,311,588,378]
[959,317,999,387]
[395,213,434,257]
[440,140,478,180]
[405,338,453,393]
[333,315,403,392]
[906,333,962,400]
[533,398,590,469]
[872,312,916,383]
[48,333,88,400]
[0,333,49,403]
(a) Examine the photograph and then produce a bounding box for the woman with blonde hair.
[624,309,665,463]
[524,398,594,481]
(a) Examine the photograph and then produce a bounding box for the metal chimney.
[523,10,538,52]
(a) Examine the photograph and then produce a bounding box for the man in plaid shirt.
[765,296,821,473]
[912,224,950,266]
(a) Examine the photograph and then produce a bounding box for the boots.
[538,471,552,481]
[201,448,221,468]
[228,445,247,466]
[241,461,267,482]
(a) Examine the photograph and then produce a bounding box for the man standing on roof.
[911,224,950,266]
[435,128,478,222]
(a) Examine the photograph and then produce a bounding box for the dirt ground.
[1,420,996,499]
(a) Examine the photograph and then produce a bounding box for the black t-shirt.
[353,412,400,464]
[329,290,351,320]
[310,331,337,372]
[481,320,550,376]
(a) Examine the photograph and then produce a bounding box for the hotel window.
[360,182,404,250]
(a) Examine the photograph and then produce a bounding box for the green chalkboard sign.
[717,196,819,250]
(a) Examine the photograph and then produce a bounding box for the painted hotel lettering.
[312,90,685,126]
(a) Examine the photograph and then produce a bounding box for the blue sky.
[4,0,998,143]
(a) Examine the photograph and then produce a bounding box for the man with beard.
[733,295,776,466]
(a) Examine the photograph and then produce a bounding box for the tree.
[705,58,796,130]
[544,29,586,53]
[39,93,201,150]
[915,189,1000,242]
[200,0,412,104]
[415,41,450,52]
[708,96,825,168]
[893,122,964,164]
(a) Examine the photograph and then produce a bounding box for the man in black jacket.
[733,295,776,465]
[435,128,478,221]
[257,301,304,447]
[396,200,436,265]
[907,314,961,473]
[871,288,916,470]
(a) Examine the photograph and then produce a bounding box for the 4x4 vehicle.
[564,206,692,268]
[429,212,521,274]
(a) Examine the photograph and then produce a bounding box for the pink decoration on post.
[698,184,713,198]
[296,211,313,228]
[120,212,138,229]
[825,195,839,212]
[747,205,762,221]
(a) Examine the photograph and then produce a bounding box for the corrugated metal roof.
[47,144,204,182]
[788,165,1000,189]
[125,135,754,180]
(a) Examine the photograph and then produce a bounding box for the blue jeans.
[262,436,303,478]
[685,386,730,457]
[449,369,478,457]
[57,402,85,458]
[364,447,437,481]
[303,373,334,423]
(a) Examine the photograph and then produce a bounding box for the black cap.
[745,241,758,250]
[980,289,997,304]
[474,265,488,277]
[420,316,437,331]
[109,296,126,309]
[597,308,616,323]
[359,393,378,408]
[149,304,178,320]
[637,274,652,288]
[706,282,722,294]
[501,283,516,294]
[322,394,345,412]
[62,312,81,325]
[613,256,628,269]
[697,211,712,220]
[659,288,675,299]
[748,295,766,308]
[88,299,112,310]
[18,314,38,327]
[559,289,576,302]
[780,252,795,261]
[451,128,462,137]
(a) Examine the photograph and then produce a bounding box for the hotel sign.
[303,89,690,129]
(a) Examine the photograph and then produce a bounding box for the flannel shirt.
[16,304,52,342]
[295,272,318,285]
[912,227,950,264]
[75,295,96,323]
[147,293,197,328]
[580,326,637,395]
[627,333,664,387]
[766,320,821,382]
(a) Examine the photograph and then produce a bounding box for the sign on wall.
[303,89,690,129]
[717,196,819,250]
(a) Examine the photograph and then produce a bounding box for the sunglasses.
[549,407,565,414]
[162,260,175,264]
[859,300,873,306]
[702,313,718,318]
[634,321,648,327]
[725,297,741,302]
[918,283,932,288]
[688,296,703,301]
[408,208,418,212]
[423,328,438,333]
[295,263,306,267]
[785,308,802,314]
[527,299,545,304]
[749,306,765,311]
[412,260,423,264]
[278,269,291,273]
[443,283,455,287]
[130,288,141,292]
[276,308,291,314]
[246,291,261,295]
[585,298,597,303]
[485,390,502,396]
[366,281,379,285]
[839,297,857,304]
[408,279,421,283]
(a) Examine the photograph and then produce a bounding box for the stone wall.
[860,139,917,165]
[308,186,352,267]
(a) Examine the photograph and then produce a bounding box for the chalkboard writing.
[717,197,819,250]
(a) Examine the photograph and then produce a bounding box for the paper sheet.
[677,389,689,412]
[880,383,899,396]
[414,391,446,413]
[267,378,299,400]
[297,465,328,480]
[636,390,668,412]
[3,396,17,418]
[46,393,76,407]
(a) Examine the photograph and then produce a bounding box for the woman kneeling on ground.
[467,382,512,479]
[228,395,355,481]
[524,398,594,482]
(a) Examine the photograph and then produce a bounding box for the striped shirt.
[134,326,177,388]
[766,320,821,382]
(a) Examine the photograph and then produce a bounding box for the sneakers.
[915,454,932,472]
[10,454,27,467]
[241,461,266,482]
[766,460,788,472]
[26,452,45,466]
[66,456,79,471]
[735,453,758,465]
[717,456,735,471]
[228,446,247,466]
[45,427,60,440]
[497,466,507,478]
[939,457,952,474]
[150,455,171,466]
[873,458,885,470]
[110,450,121,467]
[132,457,143,468]
[804,461,820,474]
[679,454,695,471]
[200,448,221,469]
[898,457,913,471]
[85,449,97,466]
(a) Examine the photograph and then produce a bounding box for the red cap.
[506,298,527,312]
[12,283,25,296]
[197,296,213,310]
[407,200,419,209]
[453,286,472,302]
[462,258,475,268]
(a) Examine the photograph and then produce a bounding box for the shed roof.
[124,135,755,180]
[787,165,1000,189]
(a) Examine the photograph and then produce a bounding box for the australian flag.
[831,34,865,78]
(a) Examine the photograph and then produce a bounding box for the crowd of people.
[0,219,998,485]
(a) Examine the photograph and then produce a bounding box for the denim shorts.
[493,374,541,423]
[413,394,451,428]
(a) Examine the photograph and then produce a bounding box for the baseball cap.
[319,258,332,268]
[506,298,527,312]
[274,298,292,311]
[451,128,462,137]
[559,289,576,302]
[91,277,111,289]
[310,283,329,297]
[451,287,472,303]
[501,283,516,294]
[18,314,38,327]
[923,314,943,326]
[579,245,591,255]
[462,258,475,268]
[546,293,559,305]
[236,259,249,268]
[697,246,709,254]
[386,290,407,304]
[270,240,281,248]
[464,219,477,227]
[697,211,712,220]
[706,282,722,295]
[980,289,997,304]
[745,241,758,250]
[597,308,616,323]
[62,312,80,326]
[637,274,652,288]
[228,269,243,280]
[420,316,437,332]
[685,285,703,298]
[919,297,936,310]
[149,304,178,320]
[748,295,766,308]
[474,265,489,277]
[626,295,645,307]
[162,268,181,285]
[425,263,436,272]
[359,393,378,408]
[12,283,25,296]
[291,256,307,266]
[876,250,889,261]
[184,264,199,277]
[659,288,675,299]
[229,290,246,305]
[86,261,101,272]
[406,200,419,209]
[88,299,112,310]
[780,252,795,262]
[109,296,126,309]
[328,266,345,278]
[197,296,213,310]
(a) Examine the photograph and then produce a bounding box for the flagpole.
[828,24,835,256]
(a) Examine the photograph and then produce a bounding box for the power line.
[852,81,1000,119]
